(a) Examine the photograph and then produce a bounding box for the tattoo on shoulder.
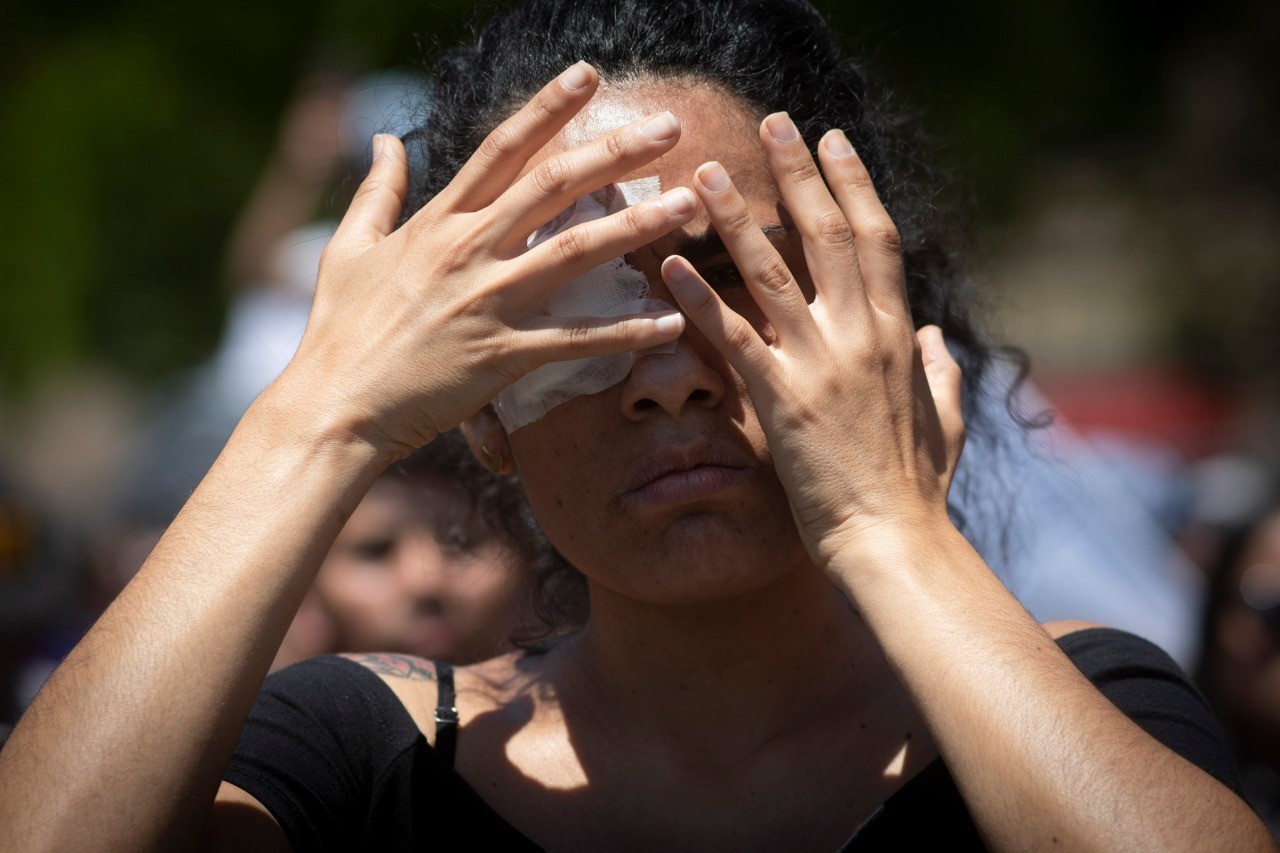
[341,652,438,682]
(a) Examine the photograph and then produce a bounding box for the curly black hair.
[400,0,1030,646]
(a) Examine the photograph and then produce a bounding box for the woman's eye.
[434,519,496,557]
[352,538,395,562]
[703,264,746,291]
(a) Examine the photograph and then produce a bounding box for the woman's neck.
[556,559,890,767]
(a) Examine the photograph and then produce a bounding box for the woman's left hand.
[668,115,1279,853]
[662,113,964,571]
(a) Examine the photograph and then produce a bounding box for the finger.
[329,134,409,256]
[918,325,965,485]
[661,254,776,382]
[691,161,816,346]
[518,309,685,367]
[818,129,909,316]
[512,187,698,304]
[439,62,600,212]
[489,110,682,254]
[759,113,869,314]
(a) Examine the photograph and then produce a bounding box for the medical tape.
[493,177,674,432]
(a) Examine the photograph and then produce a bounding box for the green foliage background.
[0,0,1274,393]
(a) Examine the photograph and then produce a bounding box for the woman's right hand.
[281,61,694,458]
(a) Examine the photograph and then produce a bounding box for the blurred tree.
[0,0,1274,401]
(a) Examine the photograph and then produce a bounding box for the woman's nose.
[618,337,726,421]
[396,533,449,597]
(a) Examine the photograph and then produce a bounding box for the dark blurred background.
[2,0,1278,468]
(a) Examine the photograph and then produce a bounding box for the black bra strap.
[434,661,459,767]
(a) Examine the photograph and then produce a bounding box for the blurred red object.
[1036,363,1236,459]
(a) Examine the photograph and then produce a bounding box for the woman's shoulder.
[1041,619,1192,683]
[335,650,546,745]
[1038,620,1244,796]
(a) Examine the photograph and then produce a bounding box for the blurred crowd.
[1,54,1279,840]
[0,70,534,718]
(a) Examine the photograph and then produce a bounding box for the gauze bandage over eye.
[493,177,675,432]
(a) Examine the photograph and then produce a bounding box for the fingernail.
[697,162,730,193]
[664,258,694,282]
[560,61,593,92]
[659,187,695,216]
[640,111,679,142]
[654,313,685,335]
[826,129,855,157]
[371,134,385,161]
[765,112,799,143]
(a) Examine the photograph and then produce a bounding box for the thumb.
[917,325,965,488]
[329,134,410,256]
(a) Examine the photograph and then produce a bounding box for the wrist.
[820,509,969,599]
[245,375,402,480]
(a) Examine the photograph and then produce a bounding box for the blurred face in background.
[314,474,528,665]
[1211,509,1280,764]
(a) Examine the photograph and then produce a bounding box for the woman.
[0,0,1267,849]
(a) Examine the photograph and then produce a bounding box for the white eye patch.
[493,177,675,432]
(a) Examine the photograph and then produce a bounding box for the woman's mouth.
[625,464,750,505]
[620,440,752,506]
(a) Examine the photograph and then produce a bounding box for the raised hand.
[661,112,964,570]
[283,62,694,458]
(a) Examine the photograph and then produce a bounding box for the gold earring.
[480,445,503,473]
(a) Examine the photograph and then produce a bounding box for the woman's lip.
[622,464,750,505]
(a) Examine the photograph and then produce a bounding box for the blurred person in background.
[273,434,534,670]
[109,68,530,671]
[0,467,84,735]
[120,68,423,539]
[1198,499,1280,839]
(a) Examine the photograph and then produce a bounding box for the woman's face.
[497,81,814,605]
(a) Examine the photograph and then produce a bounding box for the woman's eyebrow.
[669,224,793,260]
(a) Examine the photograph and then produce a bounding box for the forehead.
[524,80,780,240]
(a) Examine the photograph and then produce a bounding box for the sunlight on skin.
[882,741,909,779]
[505,723,591,791]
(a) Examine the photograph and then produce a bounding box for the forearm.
[834,519,1273,851]
[0,381,390,852]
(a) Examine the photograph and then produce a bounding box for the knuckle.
[554,227,588,265]
[869,221,902,253]
[720,205,757,238]
[813,211,855,248]
[317,243,343,276]
[530,89,560,123]
[355,176,387,201]
[477,124,518,163]
[532,157,572,197]
[843,168,876,194]
[603,130,629,163]
[723,319,757,353]
[563,319,595,353]
[754,258,795,295]
[783,156,822,184]
[619,204,644,235]
[437,241,473,276]
[854,339,893,373]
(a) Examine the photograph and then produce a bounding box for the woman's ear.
[460,405,515,475]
